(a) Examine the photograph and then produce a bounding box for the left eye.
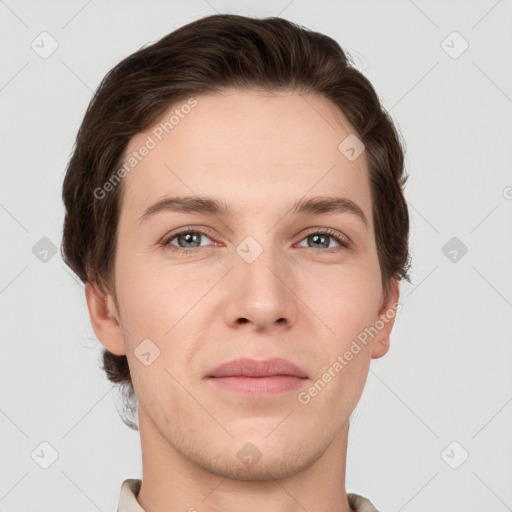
[297,231,349,249]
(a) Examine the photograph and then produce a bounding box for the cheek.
[115,258,213,379]
[304,262,381,333]
[308,291,375,411]
[304,265,380,388]
[115,247,195,333]
[119,271,199,412]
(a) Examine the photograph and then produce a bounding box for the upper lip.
[207,357,308,378]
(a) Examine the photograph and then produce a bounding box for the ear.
[371,278,400,359]
[85,281,126,356]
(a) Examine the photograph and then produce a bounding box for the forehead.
[118,89,371,225]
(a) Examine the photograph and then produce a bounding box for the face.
[88,89,399,481]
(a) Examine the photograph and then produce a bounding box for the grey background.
[1,1,511,511]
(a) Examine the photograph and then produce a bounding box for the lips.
[207,357,308,379]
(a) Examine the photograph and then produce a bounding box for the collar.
[116,478,380,512]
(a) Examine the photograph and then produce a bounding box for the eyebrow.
[138,195,368,230]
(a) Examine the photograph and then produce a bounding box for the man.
[61,13,410,512]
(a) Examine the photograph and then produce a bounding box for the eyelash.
[160,226,351,255]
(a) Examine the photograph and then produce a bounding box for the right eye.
[161,228,216,254]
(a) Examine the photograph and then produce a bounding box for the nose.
[223,242,297,333]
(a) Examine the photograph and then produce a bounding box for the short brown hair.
[61,13,411,426]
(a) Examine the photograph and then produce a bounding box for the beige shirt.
[117,478,381,512]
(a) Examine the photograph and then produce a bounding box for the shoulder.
[347,492,381,512]
[117,479,143,512]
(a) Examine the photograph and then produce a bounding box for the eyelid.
[161,225,218,248]
[299,227,351,246]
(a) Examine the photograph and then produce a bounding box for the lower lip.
[208,376,307,395]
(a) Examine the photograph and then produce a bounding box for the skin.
[86,89,399,512]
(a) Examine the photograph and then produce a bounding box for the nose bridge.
[237,232,286,297]
[226,231,293,329]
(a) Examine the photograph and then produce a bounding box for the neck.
[135,406,353,512]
